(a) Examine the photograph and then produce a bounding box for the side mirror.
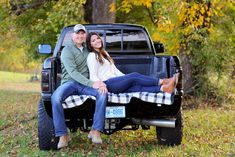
[154,42,165,53]
[38,44,52,54]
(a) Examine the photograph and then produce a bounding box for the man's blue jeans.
[51,80,107,137]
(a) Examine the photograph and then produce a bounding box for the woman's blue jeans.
[104,72,161,93]
[51,80,107,137]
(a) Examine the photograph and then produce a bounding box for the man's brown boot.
[57,134,70,149]
[88,130,102,144]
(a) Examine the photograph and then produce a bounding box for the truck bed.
[113,55,176,79]
[48,55,181,120]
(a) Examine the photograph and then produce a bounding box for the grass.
[0,71,234,156]
[0,71,33,83]
[0,71,40,92]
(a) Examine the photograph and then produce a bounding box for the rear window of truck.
[62,28,151,53]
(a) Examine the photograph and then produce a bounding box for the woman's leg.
[128,72,160,84]
[105,72,160,93]
[125,85,162,93]
[126,75,177,93]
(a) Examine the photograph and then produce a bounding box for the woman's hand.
[93,81,108,94]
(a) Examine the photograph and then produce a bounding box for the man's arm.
[61,47,107,93]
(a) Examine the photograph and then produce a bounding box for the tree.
[0,0,117,71]
[114,0,235,102]
[177,1,212,95]
[84,0,116,23]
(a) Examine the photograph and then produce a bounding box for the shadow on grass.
[55,130,168,156]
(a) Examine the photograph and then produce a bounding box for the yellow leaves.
[207,10,212,17]
[110,1,132,13]
[164,19,174,33]
[177,1,212,32]
[0,47,5,53]
[178,3,187,21]
[208,27,213,34]
[200,7,205,14]
[152,32,165,43]
[151,29,180,55]
[192,2,198,10]
[155,17,175,34]
[120,1,132,13]
[197,15,204,27]
[114,0,153,13]
[132,0,152,8]
[110,2,116,12]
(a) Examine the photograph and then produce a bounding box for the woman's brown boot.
[162,73,179,85]
[161,73,179,93]
[162,77,174,85]
[162,80,175,93]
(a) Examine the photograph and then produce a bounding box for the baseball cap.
[73,24,87,33]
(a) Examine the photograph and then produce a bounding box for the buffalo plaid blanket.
[62,92,173,109]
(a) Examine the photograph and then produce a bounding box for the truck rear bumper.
[131,118,175,128]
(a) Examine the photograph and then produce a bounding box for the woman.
[86,32,177,94]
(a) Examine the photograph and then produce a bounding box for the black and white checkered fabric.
[62,92,173,109]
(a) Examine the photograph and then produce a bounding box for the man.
[51,24,108,149]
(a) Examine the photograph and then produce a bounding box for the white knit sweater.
[87,52,124,81]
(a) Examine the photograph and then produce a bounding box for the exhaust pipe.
[131,118,176,128]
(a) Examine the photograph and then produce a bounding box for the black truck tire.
[38,99,59,150]
[156,110,183,146]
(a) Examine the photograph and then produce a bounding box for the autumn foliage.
[0,0,234,104]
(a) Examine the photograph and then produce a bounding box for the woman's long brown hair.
[86,32,114,64]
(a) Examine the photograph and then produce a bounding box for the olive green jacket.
[60,40,93,87]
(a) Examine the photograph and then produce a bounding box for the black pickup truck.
[38,23,183,150]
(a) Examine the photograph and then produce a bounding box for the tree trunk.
[179,51,195,95]
[84,0,116,23]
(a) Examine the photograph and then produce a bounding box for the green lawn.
[0,71,34,83]
[0,71,234,156]
[0,71,40,92]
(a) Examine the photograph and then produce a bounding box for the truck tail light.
[176,72,183,95]
[41,71,50,92]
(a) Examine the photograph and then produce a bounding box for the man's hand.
[92,81,108,94]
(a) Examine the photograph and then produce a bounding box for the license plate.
[105,106,125,118]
